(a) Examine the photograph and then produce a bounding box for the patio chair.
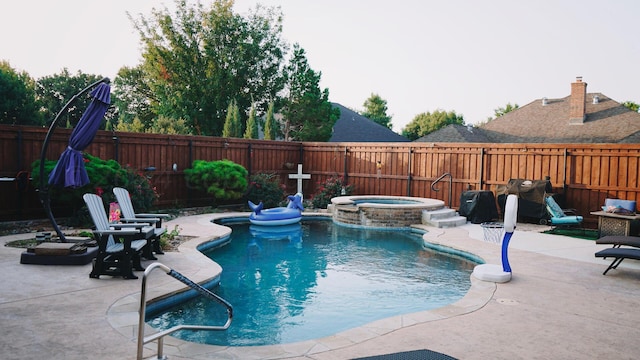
[596,235,640,249]
[595,247,640,275]
[113,187,169,257]
[545,196,583,228]
[83,193,154,279]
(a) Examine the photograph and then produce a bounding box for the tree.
[402,110,464,140]
[129,0,287,136]
[361,93,392,129]
[0,61,42,125]
[281,44,339,141]
[493,102,519,118]
[622,101,639,112]
[222,99,242,137]
[115,117,147,133]
[149,116,192,134]
[36,68,114,128]
[112,65,156,131]
[244,103,259,139]
[263,100,277,140]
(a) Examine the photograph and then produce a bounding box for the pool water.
[147,220,476,346]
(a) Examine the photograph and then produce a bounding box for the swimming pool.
[146,220,476,346]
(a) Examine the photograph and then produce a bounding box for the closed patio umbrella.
[48,82,111,188]
[39,78,110,241]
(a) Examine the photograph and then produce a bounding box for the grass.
[543,227,599,240]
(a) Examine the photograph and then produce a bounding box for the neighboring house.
[418,77,640,143]
[415,124,495,143]
[329,103,410,142]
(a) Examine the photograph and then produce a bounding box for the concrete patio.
[1,213,639,359]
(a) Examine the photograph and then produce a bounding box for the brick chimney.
[569,76,587,124]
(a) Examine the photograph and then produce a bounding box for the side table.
[590,211,640,238]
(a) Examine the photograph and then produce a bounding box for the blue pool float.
[248,193,304,226]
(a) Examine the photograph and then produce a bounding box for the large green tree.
[112,65,156,130]
[129,0,287,136]
[36,68,113,127]
[0,61,41,125]
[281,44,339,141]
[361,93,392,129]
[402,110,464,140]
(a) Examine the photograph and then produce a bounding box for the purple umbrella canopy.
[48,82,111,188]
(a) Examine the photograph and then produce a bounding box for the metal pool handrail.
[136,262,233,360]
[431,172,452,208]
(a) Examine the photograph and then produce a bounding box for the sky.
[2,0,639,131]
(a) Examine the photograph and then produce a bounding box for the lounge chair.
[83,193,154,279]
[595,247,640,275]
[596,235,640,249]
[113,187,169,257]
[545,196,583,227]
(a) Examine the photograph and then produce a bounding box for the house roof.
[479,93,640,143]
[329,103,410,142]
[414,124,495,143]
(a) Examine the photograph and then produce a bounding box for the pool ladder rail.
[136,262,233,360]
[431,172,452,208]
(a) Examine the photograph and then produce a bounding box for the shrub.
[31,153,159,223]
[245,172,286,208]
[184,159,248,201]
[310,176,354,209]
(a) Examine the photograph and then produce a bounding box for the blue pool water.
[147,220,476,346]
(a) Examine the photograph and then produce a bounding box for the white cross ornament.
[288,164,311,194]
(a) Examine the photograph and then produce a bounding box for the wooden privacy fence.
[2,124,640,228]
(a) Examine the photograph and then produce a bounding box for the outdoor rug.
[352,349,457,360]
[542,228,599,240]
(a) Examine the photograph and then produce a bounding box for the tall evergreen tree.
[244,103,259,139]
[263,100,277,140]
[282,44,339,141]
[223,99,241,137]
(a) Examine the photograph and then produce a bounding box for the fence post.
[407,148,413,196]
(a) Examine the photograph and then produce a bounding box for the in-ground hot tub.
[330,195,445,228]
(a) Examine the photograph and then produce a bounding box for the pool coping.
[107,212,498,359]
[331,195,445,209]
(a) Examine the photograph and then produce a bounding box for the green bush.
[184,159,248,201]
[245,172,286,208]
[310,176,354,209]
[31,153,159,223]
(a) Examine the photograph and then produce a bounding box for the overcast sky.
[2,0,639,131]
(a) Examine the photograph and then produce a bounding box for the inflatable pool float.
[248,193,304,226]
[250,223,303,246]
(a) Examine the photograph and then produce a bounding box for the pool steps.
[421,208,468,228]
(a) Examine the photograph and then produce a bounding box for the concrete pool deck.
[2,213,640,359]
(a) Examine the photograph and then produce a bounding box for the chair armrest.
[94,229,140,237]
[110,222,148,229]
[120,217,161,224]
[136,213,170,219]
